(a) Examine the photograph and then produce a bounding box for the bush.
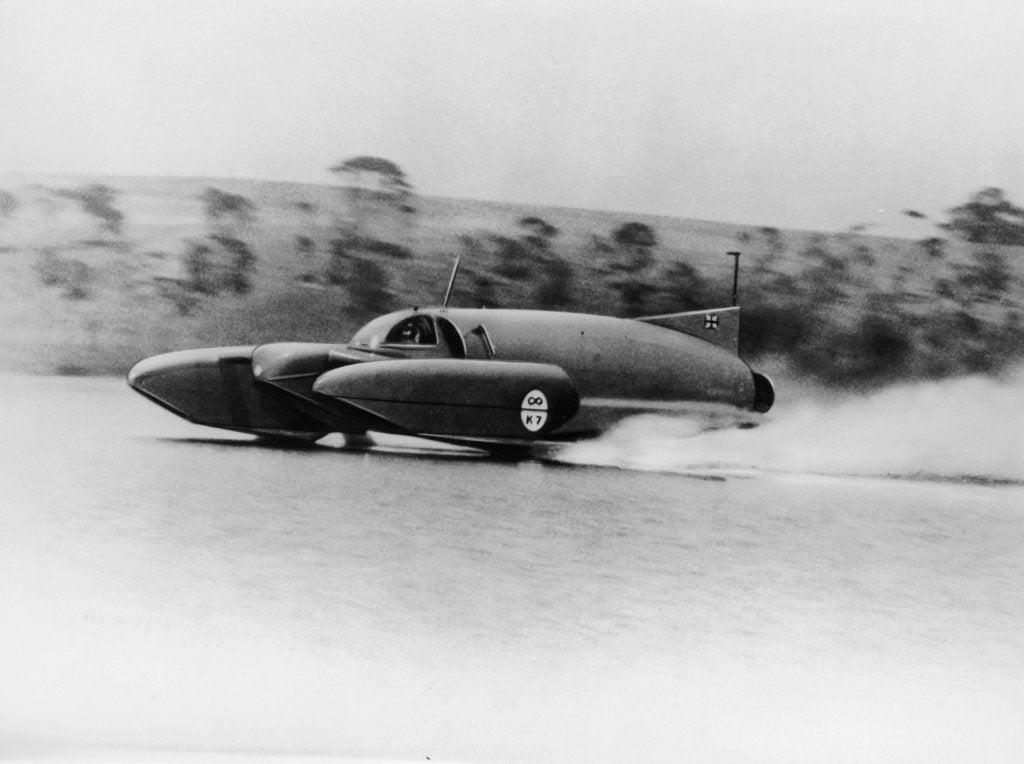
[54,184,124,236]
[63,259,93,300]
[182,236,255,295]
[956,250,1011,299]
[357,238,413,259]
[492,236,532,280]
[610,222,657,273]
[920,237,946,259]
[35,249,66,286]
[326,239,350,285]
[202,188,255,224]
[612,277,657,316]
[328,234,413,260]
[612,221,657,249]
[34,249,93,299]
[211,235,256,295]
[154,278,201,316]
[519,216,559,249]
[184,242,216,294]
[651,261,712,313]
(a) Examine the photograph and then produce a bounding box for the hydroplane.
[128,256,774,452]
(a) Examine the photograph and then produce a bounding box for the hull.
[128,307,775,449]
[128,347,333,440]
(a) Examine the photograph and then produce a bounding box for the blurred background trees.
[5,165,1021,383]
[54,184,124,240]
[943,187,1024,246]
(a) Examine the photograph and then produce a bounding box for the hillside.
[0,173,1021,386]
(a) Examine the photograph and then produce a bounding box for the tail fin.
[636,306,740,354]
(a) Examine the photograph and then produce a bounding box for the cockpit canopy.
[349,311,467,357]
[385,315,437,345]
[350,312,437,349]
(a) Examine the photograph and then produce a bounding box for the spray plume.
[558,368,1024,483]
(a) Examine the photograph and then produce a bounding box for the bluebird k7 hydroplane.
[128,256,774,452]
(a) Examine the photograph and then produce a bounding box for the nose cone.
[127,350,195,389]
[128,346,256,425]
[128,345,332,439]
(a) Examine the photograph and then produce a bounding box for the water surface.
[2,375,1022,762]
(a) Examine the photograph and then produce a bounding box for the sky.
[1,0,1023,233]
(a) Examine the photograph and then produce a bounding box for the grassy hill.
[0,174,1021,387]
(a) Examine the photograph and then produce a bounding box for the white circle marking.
[520,389,548,432]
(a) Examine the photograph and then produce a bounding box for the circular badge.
[520,389,548,432]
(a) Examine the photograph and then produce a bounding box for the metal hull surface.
[128,307,774,450]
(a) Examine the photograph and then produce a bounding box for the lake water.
[1,373,1022,763]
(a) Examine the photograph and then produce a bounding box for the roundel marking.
[520,389,548,432]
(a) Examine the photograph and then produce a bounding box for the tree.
[182,236,256,295]
[611,222,658,272]
[35,249,93,299]
[184,242,216,294]
[536,257,574,309]
[329,156,416,249]
[491,235,532,280]
[325,239,349,286]
[942,187,1024,246]
[55,184,124,237]
[613,221,657,248]
[612,277,657,315]
[79,185,123,236]
[329,155,413,210]
[211,235,256,295]
[956,250,1011,300]
[489,216,562,281]
[919,237,946,259]
[202,187,255,236]
[518,216,559,249]
[648,261,711,313]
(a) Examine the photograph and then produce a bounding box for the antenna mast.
[442,255,461,309]
[727,251,741,306]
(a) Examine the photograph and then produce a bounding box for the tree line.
[5,157,1021,384]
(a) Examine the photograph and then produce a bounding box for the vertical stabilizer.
[636,306,741,354]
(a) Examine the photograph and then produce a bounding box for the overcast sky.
[1,0,1022,232]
